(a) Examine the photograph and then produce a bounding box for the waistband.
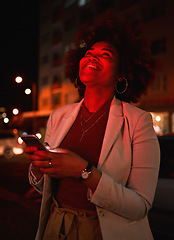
[52,197,98,218]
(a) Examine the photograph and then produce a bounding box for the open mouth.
[84,62,101,70]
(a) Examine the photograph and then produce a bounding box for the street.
[0,153,174,240]
[0,153,40,240]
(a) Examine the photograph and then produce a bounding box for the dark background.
[0,1,39,115]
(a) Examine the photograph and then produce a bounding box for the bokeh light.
[15,76,23,83]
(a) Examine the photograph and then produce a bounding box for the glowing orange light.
[15,76,23,83]
[13,128,18,134]
[25,88,31,95]
[13,108,19,115]
[155,116,161,122]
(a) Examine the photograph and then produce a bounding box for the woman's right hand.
[25,146,45,180]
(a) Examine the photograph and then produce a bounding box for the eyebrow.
[89,47,114,55]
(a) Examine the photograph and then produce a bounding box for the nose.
[88,53,99,61]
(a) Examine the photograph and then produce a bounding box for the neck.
[84,87,114,112]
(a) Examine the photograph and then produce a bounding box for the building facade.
[38,0,174,135]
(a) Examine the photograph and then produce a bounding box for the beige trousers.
[43,198,103,240]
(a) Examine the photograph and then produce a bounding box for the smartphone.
[21,134,48,151]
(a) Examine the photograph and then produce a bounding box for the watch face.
[81,171,89,179]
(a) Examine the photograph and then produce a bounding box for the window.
[151,38,166,55]
[42,98,49,106]
[150,74,167,92]
[52,93,61,107]
[52,52,62,67]
[41,55,49,65]
[64,17,76,31]
[41,34,49,45]
[65,92,78,104]
[64,45,70,53]
[52,6,62,22]
[52,30,62,45]
[64,42,75,53]
[52,75,62,89]
[41,77,48,86]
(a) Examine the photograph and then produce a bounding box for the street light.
[25,88,32,95]
[3,117,9,124]
[15,76,23,83]
[14,76,37,111]
[13,108,19,115]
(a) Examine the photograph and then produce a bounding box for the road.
[149,208,174,240]
[0,153,41,240]
[0,153,174,240]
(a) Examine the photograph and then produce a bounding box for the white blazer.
[29,97,160,240]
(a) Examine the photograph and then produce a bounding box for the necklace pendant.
[79,106,108,143]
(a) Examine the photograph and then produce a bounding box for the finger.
[33,159,53,168]
[29,154,48,162]
[25,146,38,154]
[34,150,48,157]
[40,167,58,174]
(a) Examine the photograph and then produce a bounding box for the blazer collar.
[98,97,124,168]
[50,99,83,148]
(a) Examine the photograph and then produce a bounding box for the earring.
[115,77,128,94]
[75,76,85,90]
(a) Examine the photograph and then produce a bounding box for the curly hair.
[65,12,155,103]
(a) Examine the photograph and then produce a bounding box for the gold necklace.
[79,109,108,143]
[81,111,97,127]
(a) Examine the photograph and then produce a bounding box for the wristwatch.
[80,163,92,180]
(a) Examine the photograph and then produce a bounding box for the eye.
[85,51,92,56]
[102,52,111,57]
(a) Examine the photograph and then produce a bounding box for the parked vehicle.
[149,134,174,240]
[0,130,25,159]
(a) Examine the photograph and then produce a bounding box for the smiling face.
[79,41,119,90]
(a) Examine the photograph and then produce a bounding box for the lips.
[83,61,101,70]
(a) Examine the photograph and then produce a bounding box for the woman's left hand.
[32,149,88,179]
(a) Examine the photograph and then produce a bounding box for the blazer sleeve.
[28,164,44,194]
[44,113,53,145]
[89,112,160,221]
[28,113,53,194]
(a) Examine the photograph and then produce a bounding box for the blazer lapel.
[98,98,124,169]
[50,100,83,148]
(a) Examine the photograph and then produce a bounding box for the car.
[0,130,25,159]
[154,134,174,210]
[148,134,174,240]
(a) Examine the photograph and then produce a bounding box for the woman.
[26,14,160,240]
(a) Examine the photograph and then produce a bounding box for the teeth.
[85,64,99,69]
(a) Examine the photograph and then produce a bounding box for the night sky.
[0,1,39,116]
